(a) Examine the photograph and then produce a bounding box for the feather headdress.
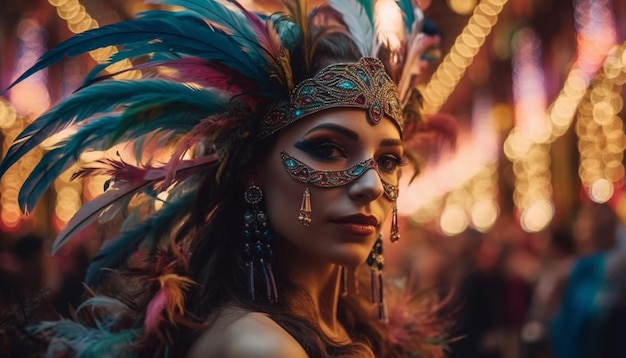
[1,0,442,355]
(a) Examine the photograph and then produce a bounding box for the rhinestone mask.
[280,151,399,201]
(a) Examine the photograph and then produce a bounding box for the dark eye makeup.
[294,138,347,161]
[377,155,405,172]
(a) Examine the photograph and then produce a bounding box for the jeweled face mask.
[280,151,399,201]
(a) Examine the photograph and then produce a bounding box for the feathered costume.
[1,0,449,356]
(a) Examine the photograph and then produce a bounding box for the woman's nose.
[348,168,384,203]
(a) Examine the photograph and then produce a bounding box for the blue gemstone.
[301,86,315,95]
[350,165,366,175]
[357,70,369,84]
[338,80,355,89]
[244,212,254,224]
[255,243,264,254]
[284,158,297,169]
[295,109,303,116]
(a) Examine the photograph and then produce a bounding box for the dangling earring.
[340,265,349,297]
[390,203,400,243]
[298,185,312,226]
[243,184,278,302]
[367,235,387,321]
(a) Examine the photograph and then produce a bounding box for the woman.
[1,0,448,356]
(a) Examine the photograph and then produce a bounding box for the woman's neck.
[297,264,351,343]
[276,246,347,339]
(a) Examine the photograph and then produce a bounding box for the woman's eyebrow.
[305,123,359,141]
[305,123,402,147]
[380,138,402,147]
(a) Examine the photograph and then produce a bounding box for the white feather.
[374,0,405,53]
[328,0,375,56]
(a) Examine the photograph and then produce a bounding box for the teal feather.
[395,0,415,32]
[17,116,119,214]
[77,296,131,318]
[18,84,232,213]
[270,13,302,52]
[0,79,230,182]
[80,43,183,87]
[356,0,375,21]
[33,320,140,358]
[85,191,195,286]
[5,10,267,93]
[149,0,258,46]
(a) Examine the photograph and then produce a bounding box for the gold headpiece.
[260,57,403,139]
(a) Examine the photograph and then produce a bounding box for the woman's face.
[257,109,403,267]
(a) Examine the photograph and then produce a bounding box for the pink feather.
[160,58,253,94]
[145,288,170,335]
[385,287,452,357]
[226,0,292,88]
[144,274,195,337]
[227,0,280,61]
[53,156,219,254]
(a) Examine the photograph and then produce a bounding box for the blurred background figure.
[0,233,53,357]
[550,202,626,358]
[520,228,576,358]
[446,216,534,358]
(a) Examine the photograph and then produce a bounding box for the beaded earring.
[243,184,278,302]
[367,235,386,321]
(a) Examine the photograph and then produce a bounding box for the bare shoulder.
[186,307,309,358]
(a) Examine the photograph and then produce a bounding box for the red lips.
[332,214,379,235]
[334,214,379,226]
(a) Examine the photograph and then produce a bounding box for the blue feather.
[0,79,230,182]
[81,43,184,87]
[18,83,231,213]
[85,191,194,286]
[4,10,267,93]
[150,0,258,45]
[17,116,119,213]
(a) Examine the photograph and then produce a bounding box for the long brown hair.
[175,30,407,357]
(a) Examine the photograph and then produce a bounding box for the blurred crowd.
[2,201,626,357]
[386,200,626,358]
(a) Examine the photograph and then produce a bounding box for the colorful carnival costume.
[1,0,451,356]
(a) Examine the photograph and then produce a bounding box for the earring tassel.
[247,261,255,300]
[298,186,312,226]
[377,270,387,321]
[390,205,400,242]
[262,260,278,302]
[370,266,378,303]
[367,236,386,321]
[267,263,278,301]
[340,266,349,297]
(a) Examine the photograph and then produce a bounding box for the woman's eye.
[313,143,346,158]
[377,155,403,172]
[295,140,347,160]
